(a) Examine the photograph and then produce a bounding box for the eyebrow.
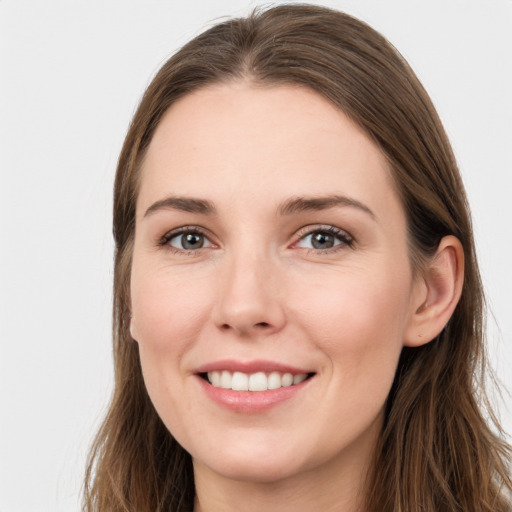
[279,195,376,219]
[144,196,217,218]
[143,193,375,220]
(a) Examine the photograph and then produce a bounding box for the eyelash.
[158,226,213,255]
[294,225,355,253]
[158,224,355,255]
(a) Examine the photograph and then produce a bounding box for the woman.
[84,5,512,511]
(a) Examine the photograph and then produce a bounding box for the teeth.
[220,370,231,389]
[206,370,309,391]
[281,373,293,387]
[267,371,282,390]
[232,371,249,391]
[249,372,267,391]
[293,373,307,385]
[210,371,221,387]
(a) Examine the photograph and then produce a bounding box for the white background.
[1,1,511,511]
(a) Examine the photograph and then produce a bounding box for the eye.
[295,226,353,251]
[162,228,214,252]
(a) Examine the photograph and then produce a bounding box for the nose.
[212,249,286,337]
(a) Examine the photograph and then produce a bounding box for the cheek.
[291,264,411,375]
[131,264,213,350]
[130,267,217,421]
[130,267,215,420]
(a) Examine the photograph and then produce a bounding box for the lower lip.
[196,375,312,413]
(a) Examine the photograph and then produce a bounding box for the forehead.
[137,82,401,221]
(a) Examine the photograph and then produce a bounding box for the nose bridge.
[213,239,285,336]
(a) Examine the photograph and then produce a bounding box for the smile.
[194,360,315,412]
[205,370,309,391]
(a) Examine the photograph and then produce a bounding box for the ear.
[128,293,138,341]
[129,315,138,342]
[404,235,464,347]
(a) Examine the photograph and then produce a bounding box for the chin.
[197,455,304,484]
[190,434,330,485]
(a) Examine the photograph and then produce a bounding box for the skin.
[130,82,463,512]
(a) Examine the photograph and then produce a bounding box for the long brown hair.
[84,5,511,511]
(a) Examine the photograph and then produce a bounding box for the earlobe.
[404,235,464,347]
[129,316,138,342]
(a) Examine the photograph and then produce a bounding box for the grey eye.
[296,228,352,251]
[169,232,212,250]
[310,232,336,249]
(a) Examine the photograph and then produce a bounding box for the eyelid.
[156,223,354,254]
[158,225,216,252]
[292,224,355,251]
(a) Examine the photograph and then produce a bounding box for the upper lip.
[194,359,313,375]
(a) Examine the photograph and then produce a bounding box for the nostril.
[217,321,273,333]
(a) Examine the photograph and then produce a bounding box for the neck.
[193,472,364,512]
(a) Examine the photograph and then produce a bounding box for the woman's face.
[130,83,424,484]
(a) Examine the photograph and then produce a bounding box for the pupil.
[182,233,203,250]
[312,232,334,249]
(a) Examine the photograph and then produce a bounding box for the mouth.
[198,370,315,392]
[193,360,316,412]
